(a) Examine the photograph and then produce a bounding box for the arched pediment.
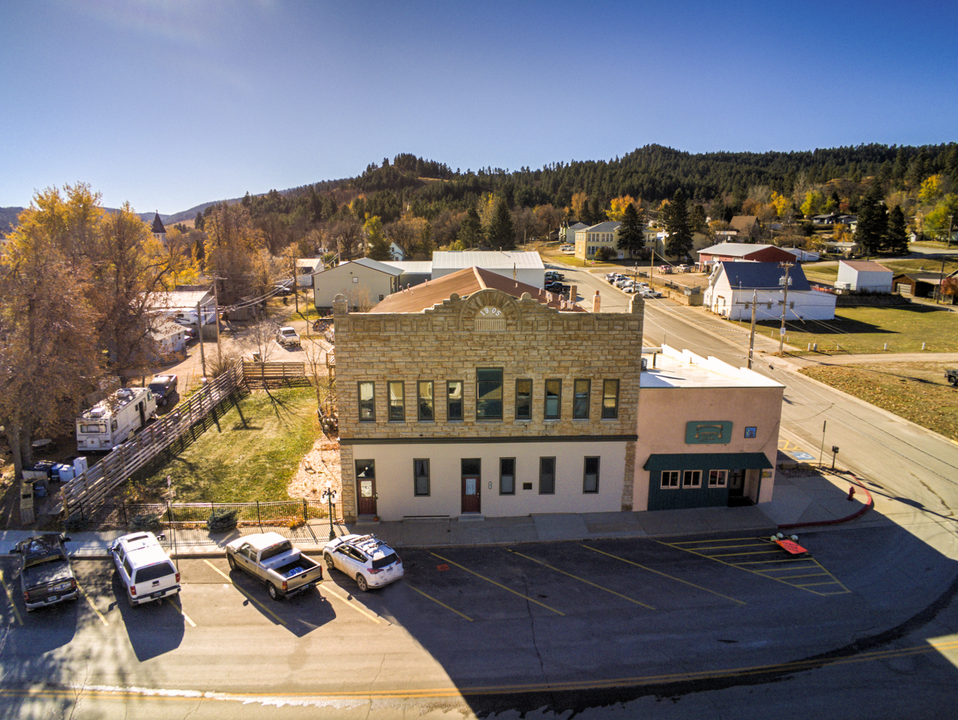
[458,289,522,331]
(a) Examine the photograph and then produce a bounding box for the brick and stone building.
[333,267,643,522]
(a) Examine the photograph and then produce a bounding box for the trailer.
[76,387,158,452]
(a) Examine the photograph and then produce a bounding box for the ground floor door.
[727,469,747,506]
[356,459,378,516]
[461,476,481,513]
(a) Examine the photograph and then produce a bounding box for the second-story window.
[544,379,561,420]
[388,381,404,422]
[476,368,503,420]
[601,379,619,419]
[573,379,590,419]
[359,381,375,422]
[515,379,532,420]
[418,381,434,421]
[447,380,463,421]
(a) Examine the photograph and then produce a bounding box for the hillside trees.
[886,205,909,254]
[487,198,516,250]
[364,216,391,261]
[203,202,265,302]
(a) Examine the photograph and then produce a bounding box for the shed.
[836,260,893,293]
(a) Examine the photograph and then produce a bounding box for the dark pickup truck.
[947,369,958,387]
[13,534,78,612]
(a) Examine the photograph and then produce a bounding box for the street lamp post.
[322,480,337,541]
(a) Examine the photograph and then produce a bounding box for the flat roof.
[641,345,784,390]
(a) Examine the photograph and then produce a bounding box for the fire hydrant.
[847,486,856,501]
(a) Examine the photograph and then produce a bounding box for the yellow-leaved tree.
[606,195,638,222]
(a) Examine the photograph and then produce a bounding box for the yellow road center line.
[0,568,23,626]
[582,545,746,606]
[77,583,108,626]
[202,559,286,626]
[507,549,655,610]
[405,583,473,621]
[430,552,565,616]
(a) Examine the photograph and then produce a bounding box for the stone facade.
[333,289,644,521]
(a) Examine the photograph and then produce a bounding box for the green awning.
[643,452,773,472]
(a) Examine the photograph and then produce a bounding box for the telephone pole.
[778,262,793,354]
[748,289,757,369]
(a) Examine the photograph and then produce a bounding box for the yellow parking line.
[77,583,109,626]
[169,596,196,627]
[506,549,655,610]
[202,559,286,626]
[0,568,23,626]
[583,545,746,606]
[405,583,473,621]
[319,585,381,624]
[430,553,565,616]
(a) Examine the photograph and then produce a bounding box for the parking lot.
[1,531,860,634]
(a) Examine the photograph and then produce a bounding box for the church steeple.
[151,211,166,242]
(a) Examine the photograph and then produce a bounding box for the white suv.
[323,534,404,591]
[110,532,180,607]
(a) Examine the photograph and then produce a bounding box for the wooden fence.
[241,361,309,388]
[61,365,244,517]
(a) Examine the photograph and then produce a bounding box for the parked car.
[12,534,78,612]
[110,532,181,607]
[148,374,178,407]
[947,368,958,386]
[545,271,565,281]
[276,326,301,348]
[273,282,293,296]
[323,534,404,591]
[641,288,663,298]
[226,532,324,601]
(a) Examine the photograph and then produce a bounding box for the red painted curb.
[778,470,873,531]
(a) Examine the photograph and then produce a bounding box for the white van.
[110,532,180,607]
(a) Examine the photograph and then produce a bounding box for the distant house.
[892,272,946,299]
[836,260,893,293]
[729,215,758,235]
[697,242,795,266]
[820,241,861,258]
[780,248,820,263]
[704,262,836,321]
[312,257,404,310]
[149,286,216,325]
[558,222,589,246]
[296,258,324,288]
[150,319,188,357]
[389,242,405,261]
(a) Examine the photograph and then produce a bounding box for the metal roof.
[431,250,544,270]
[716,261,811,292]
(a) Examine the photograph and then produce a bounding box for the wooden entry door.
[461,475,481,514]
[358,477,377,516]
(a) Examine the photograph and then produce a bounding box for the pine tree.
[854,180,888,255]
[487,198,515,250]
[886,205,909,255]
[617,203,646,258]
[664,189,693,260]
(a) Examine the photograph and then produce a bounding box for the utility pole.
[211,279,222,367]
[196,300,206,378]
[748,289,757,369]
[778,262,793,354]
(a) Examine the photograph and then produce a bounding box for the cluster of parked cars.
[605,273,662,299]
[14,529,405,614]
[544,271,569,294]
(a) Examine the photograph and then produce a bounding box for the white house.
[150,319,188,357]
[836,260,893,293]
[704,262,836,321]
[312,257,404,309]
[296,258,324,288]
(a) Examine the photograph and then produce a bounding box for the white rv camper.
[76,387,158,452]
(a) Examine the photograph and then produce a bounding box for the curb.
[777,469,873,531]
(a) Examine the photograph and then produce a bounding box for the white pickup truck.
[276,326,300,348]
[225,532,323,600]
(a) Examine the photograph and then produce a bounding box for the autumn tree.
[364,215,391,260]
[606,195,637,222]
[617,203,646,258]
[0,193,103,480]
[570,192,588,222]
[203,203,265,303]
[664,188,693,260]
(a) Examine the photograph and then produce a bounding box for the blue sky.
[2,0,956,215]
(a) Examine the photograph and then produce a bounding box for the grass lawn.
[801,361,958,441]
[739,304,958,355]
[134,387,320,503]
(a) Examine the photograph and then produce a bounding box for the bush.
[207,508,239,533]
[595,247,616,261]
[130,513,163,532]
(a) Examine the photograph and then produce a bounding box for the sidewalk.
[0,468,881,559]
